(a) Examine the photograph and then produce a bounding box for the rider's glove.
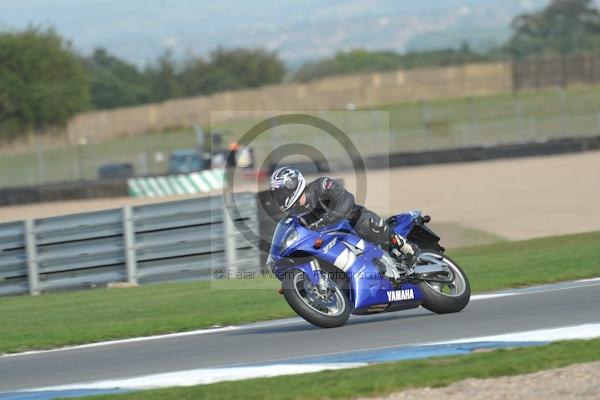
[322,214,339,225]
[308,218,326,230]
[321,214,338,227]
[308,214,339,230]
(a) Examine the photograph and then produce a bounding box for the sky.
[0,0,584,66]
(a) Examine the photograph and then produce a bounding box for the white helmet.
[269,167,305,211]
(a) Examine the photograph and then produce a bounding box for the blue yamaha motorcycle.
[267,210,470,328]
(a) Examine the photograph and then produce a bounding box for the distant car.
[168,149,207,174]
[98,163,134,180]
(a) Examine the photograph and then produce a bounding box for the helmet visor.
[271,187,297,211]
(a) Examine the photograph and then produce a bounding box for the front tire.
[417,251,470,314]
[282,269,351,328]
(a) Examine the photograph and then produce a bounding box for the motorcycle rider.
[269,166,415,267]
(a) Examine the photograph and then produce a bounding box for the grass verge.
[1,230,599,354]
[450,230,600,292]
[78,338,600,400]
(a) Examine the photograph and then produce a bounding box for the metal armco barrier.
[0,192,260,296]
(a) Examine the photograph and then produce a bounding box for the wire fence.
[1,86,600,189]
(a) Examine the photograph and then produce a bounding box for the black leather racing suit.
[298,177,386,246]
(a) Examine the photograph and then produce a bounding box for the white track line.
[15,322,600,393]
[575,277,600,283]
[433,322,600,345]
[0,326,238,359]
[470,280,600,300]
[21,363,367,392]
[2,278,598,359]
[470,293,514,300]
[0,319,302,359]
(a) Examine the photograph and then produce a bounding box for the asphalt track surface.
[1,279,599,393]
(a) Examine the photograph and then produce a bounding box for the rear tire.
[282,269,351,328]
[417,251,470,314]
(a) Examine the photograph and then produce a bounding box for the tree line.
[0,29,285,140]
[296,0,600,81]
[85,47,285,108]
[1,0,600,141]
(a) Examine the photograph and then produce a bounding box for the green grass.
[3,84,600,187]
[0,230,599,354]
[78,338,600,400]
[451,230,600,292]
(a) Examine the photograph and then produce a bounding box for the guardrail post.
[122,206,138,284]
[24,219,40,296]
[223,192,237,271]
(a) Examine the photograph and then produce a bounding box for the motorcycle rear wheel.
[416,250,471,314]
[282,269,351,328]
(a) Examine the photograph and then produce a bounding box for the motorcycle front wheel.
[282,269,351,328]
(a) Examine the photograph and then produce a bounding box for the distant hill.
[0,0,585,66]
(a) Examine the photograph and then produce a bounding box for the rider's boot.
[368,218,416,278]
[388,233,417,276]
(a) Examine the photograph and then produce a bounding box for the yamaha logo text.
[387,288,415,302]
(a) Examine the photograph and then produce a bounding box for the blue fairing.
[389,209,422,237]
[269,211,425,313]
